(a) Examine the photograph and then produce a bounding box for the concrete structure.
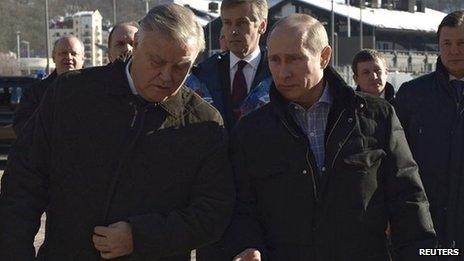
[49,10,103,67]
[201,0,446,75]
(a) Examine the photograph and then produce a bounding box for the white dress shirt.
[125,58,138,95]
[229,48,262,93]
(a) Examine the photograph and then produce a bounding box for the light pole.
[45,0,50,74]
[16,31,21,73]
[144,0,150,13]
[208,1,219,56]
[331,0,335,67]
[334,32,338,67]
[21,40,30,75]
[113,0,117,24]
[360,2,363,50]
[347,0,351,37]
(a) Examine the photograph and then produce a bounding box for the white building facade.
[49,10,103,67]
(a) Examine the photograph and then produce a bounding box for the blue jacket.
[185,48,271,129]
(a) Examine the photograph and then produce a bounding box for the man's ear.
[320,45,332,69]
[133,31,141,50]
[258,19,267,34]
[353,73,359,84]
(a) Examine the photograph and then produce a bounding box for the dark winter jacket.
[0,59,235,261]
[226,67,436,261]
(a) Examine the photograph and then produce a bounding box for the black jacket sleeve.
[0,77,56,259]
[383,106,436,260]
[127,126,235,258]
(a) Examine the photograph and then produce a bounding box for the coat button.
[321,166,326,172]
[360,103,364,108]
[302,170,308,174]
[347,117,353,123]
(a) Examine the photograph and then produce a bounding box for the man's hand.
[93,221,134,259]
[233,248,261,261]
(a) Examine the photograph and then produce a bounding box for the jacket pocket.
[343,149,386,168]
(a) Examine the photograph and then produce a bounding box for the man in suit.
[186,0,271,129]
[108,21,139,63]
[226,13,435,261]
[13,35,85,135]
[394,10,464,257]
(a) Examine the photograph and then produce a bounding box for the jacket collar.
[270,66,355,120]
[355,81,395,102]
[104,57,188,120]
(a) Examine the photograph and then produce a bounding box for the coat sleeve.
[127,126,235,258]
[0,78,56,259]
[382,106,436,260]
[223,127,267,259]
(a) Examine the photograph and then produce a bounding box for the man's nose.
[159,66,173,83]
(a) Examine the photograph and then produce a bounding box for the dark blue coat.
[186,48,271,129]
[395,58,464,255]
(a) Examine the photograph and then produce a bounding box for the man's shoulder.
[53,64,121,93]
[196,52,228,70]
[354,91,394,119]
[398,71,436,95]
[234,103,273,133]
[181,86,224,126]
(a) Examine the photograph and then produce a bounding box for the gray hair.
[268,14,328,55]
[138,4,205,52]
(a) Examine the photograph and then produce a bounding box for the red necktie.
[232,60,248,120]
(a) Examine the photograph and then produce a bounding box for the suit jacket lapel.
[250,47,269,91]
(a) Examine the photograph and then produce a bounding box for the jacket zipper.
[130,102,138,128]
[280,119,319,202]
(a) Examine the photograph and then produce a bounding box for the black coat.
[0,60,235,260]
[355,81,396,103]
[225,67,436,261]
[190,48,271,129]
[394,57,464,254]
[13,70,57,135]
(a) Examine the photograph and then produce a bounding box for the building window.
[85,24,89,29]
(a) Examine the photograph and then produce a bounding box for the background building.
[49,10,103,67]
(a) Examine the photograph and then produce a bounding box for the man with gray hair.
[0,4,234,261]
[225,13,435,260]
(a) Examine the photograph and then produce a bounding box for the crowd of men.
[0,0,464,260]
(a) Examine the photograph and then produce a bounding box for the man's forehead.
[221,3,253,19]
[56,39,83,51]
[440,25,464,39]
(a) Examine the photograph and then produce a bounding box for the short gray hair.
[138,4,205,52]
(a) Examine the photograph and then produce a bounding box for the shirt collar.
[125,57,138,95]
[230,47,261,70]
[449,74,464,81]
[289,82,333,111]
